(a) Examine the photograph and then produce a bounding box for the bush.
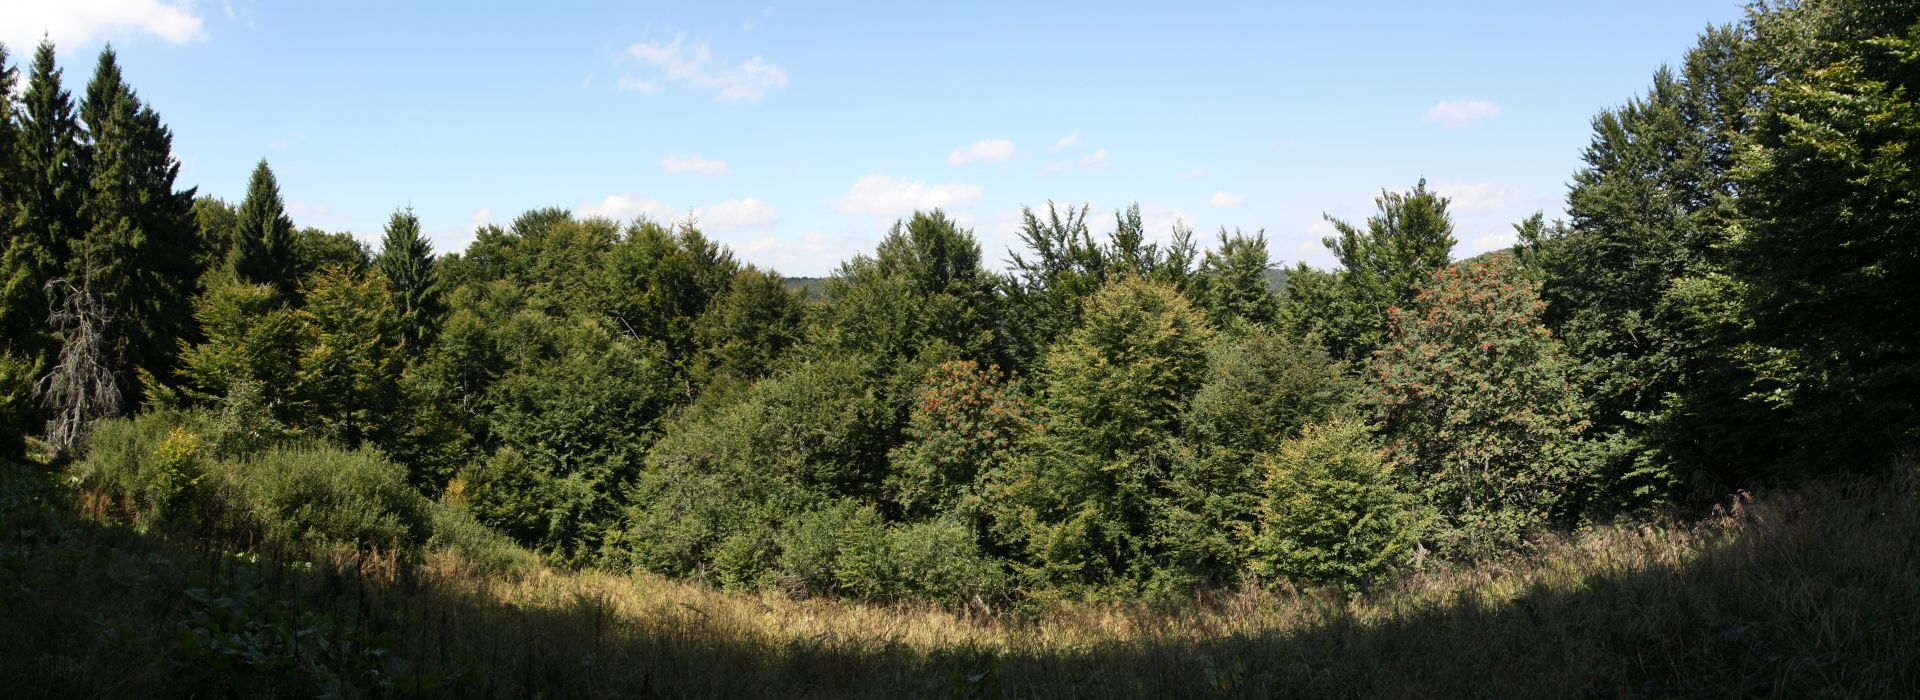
[887,360,1031,519]
[774,501,1005,602]
[425,501,539,577]
[237,444,428,553]
[1251,419,1420,591]
[74,411,215,530]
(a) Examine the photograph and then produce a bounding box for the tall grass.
[4,459,1916,697]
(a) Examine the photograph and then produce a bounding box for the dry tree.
[39,256,123,460]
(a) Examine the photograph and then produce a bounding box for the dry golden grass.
[5,466,1918,698]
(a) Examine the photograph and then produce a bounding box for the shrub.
[237,444,428,553]
[1250,419,1420,591]
[425,501,539,577]
[774,501,1005,602]
[74,411,214,530]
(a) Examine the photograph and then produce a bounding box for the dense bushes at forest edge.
[2,0,1917,605]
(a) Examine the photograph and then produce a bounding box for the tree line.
[5,0,1916,602]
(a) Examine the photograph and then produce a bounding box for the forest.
[1,0,1917,696]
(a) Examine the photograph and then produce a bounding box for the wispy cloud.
[1051,131,1082,152]
[1209,192,1245,208]
[1433,181,1518,213]
[1424,99,1501,127]
[1180,168,1209,179]
[660,154,731,176]
[1079,148,1110,170]
[1,0,206,47]
[837,172,983,215]
[616,76,659,93]
[285,201,333,222]
[695,197,778,228]
[948,138,1016,166]
[581,194,676,222]
[621,34,790,102]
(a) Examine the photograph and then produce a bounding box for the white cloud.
[1470,231,1518,251]
[1179,168,1209,179]
[470,207,494,233]
[581,194,676,222]
[1051,131,1081,152]
[837,172,983,215]
[659,154,731,176]
[1209,192,1245,208]
[1,0,205,47]
[285,201,332,221]
[694,197,778,228]
[1433,181,1518,213]
[616,76,659,93]
[948,138,1016,166]
[1079,148,1110,170]
[621,34,789,102]
[1424,99,1501,127]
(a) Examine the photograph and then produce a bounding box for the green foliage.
[1531,23,1770,500]
[178,282,307,414]
[887,360,1031,520]
[1186,328,1354,464]
[73,409,213,530]
[1193,227,1279,329]
[290,265,402,446]
[776,502,1004,602]
[426,500,539,577]
[624,356,895,576]
[232,443,428,552]
[1286,180,1456,361]
[376,207,443,358]
[1366,256,1588,556]
[810,209,1003,369]
[0,350,41,460]
[1003,202,1197,367]
[1729,1,1920,473]
[693,266,806,386]
[2,42,84,367]
[1250,419,1419,591]
[227,160,297,298]
[986,278,1214,591]
[75,46,198,400]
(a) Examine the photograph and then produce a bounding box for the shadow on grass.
[4,468,1916,698]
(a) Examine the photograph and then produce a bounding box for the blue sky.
[6,1,1750,275]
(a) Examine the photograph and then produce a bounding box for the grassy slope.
[3,462,1917,698]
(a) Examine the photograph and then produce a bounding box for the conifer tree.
[2,41,85,358]
[78,46,199,399]
[376,206,441,357]
[228,159,297,298]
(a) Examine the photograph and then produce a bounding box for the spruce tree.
[78,46,199,399]
[376,206,441,357]
[2,41,85,359]
[1193,227,1279,329]
[228,159,298,298]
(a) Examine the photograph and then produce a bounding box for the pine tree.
[78,46,199,400]
[2,41,85,360]
[376,206,441,357]
[228,159,298,298]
